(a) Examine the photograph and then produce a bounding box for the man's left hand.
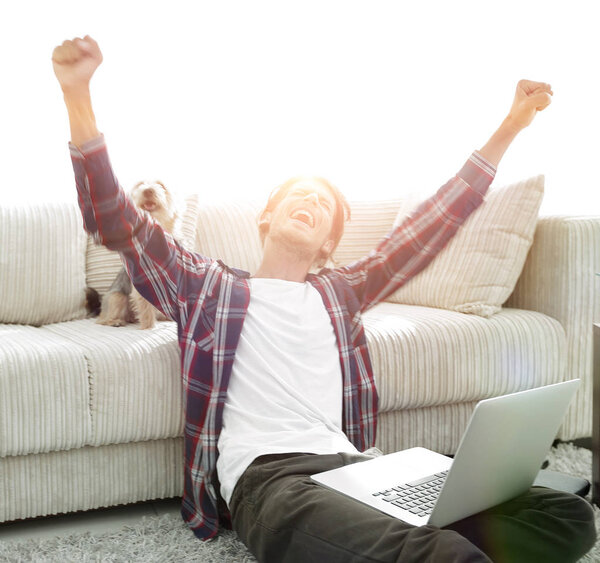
[506,79,553,132]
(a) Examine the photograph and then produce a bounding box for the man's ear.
[321,239,335,256]
[259,210,272,229]
[258,211,272,242]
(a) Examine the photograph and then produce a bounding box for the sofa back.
[188,196,404,272]
[0,203,88,326]
[1,176,543,327]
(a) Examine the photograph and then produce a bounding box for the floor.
[0,498,182,544]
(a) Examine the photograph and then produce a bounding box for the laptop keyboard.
[372,470,449,518]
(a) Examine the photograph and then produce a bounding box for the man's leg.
[229,453,491,563]
[446,486,596,563]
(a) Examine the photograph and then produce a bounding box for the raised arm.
[334,79,553,311]
[52,35,102,147]
[52,36,211,326]
[479,79,553,167]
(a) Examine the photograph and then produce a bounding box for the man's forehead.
[287,178,335,200]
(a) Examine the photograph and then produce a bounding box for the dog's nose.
[143,188,155,197]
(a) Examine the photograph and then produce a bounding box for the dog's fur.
[96,181,178,329]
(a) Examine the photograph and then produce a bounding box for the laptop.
[311,379,580,528]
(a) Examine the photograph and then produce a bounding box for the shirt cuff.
[68,134,106,159]
[457,151,497,195]
[471,151,497,176]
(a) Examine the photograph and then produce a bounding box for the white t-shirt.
[217,278,358,506]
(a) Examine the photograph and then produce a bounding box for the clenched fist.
[507,79,553,131]
[52,35,103,95]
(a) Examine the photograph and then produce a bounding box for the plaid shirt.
[69,136,495,540]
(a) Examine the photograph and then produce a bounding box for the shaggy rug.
[0,442,598,562]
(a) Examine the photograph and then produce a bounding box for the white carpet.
[0,443,598,562]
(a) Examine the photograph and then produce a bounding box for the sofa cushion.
[0,203,87,326]
[364,302,566,413]
[330,199,405,267]
[85,238,124,297]
[193,200,264,273]
[0,324,92,457]
[86,194,203,298]
[387,176,545,317]
[190,198,406,273]
[42,319,183,446]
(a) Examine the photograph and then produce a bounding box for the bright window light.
[1,0,598,215]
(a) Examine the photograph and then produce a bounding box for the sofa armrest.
[506,215,600,439]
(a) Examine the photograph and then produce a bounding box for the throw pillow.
[387,175,545,317]
[193,200,264,273]
[86,194,200,297]
[330,199,406,267]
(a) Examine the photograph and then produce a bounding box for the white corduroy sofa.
[1,180,599,524]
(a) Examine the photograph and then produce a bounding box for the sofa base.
[377,401,574,456]
[0,438,183,523]
[377,403,476,455]
[2,400,577,523]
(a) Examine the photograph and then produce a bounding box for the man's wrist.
[62,85,92,105]
[477,117,522,168]
[63,89,100,148]
[500,114,523,136]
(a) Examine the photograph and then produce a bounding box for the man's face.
[262,178,337,263]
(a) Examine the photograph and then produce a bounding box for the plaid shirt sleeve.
[335,151,496,311]
[69,135,211,326]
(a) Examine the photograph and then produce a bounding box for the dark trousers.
[229,452,597,563]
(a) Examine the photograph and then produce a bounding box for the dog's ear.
[156,181,167,191]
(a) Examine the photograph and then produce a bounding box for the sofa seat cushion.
[42,319,183,446]
[363,303,567,413]
[0,324,92,457]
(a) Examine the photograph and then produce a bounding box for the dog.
[95,180,178,329]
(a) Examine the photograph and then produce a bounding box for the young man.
[53,36,595,562]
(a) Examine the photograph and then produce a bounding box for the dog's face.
[130,181,177,232]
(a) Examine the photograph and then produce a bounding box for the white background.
[1,0,598,214]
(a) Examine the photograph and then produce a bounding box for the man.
[53,36,595,562]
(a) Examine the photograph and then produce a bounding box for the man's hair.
[258,176,351,268]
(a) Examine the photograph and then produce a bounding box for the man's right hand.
[53,35,102,147]
[52,35,103,95]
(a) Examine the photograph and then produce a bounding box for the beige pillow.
[331,199,406,267]
[0,203,87,326]
[85,238,124,297]
[86,194,199,297]
[387,175,545,317]
[193,200,264,273]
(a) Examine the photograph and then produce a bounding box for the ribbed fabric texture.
[388,176,545,317]
[364,303,566,413]
[43,319,184,446]
[506,216,600,440]
[190,198,406,272]
[194,200,264,273]
[376,402,477,455]
[1,194,598,524]
[179,194,201,251]
[0,323,92,457]
[85,238,125,296]
[0,203,87,325]
[86,194,200,297]
[0,438,183,522]
[330,199,405,267]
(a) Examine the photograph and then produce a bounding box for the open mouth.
[290,209,315,228]
[142,201,158,212]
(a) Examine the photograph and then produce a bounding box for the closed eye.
[291,189,333,213]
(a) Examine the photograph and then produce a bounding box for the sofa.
[1,175,599,524]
